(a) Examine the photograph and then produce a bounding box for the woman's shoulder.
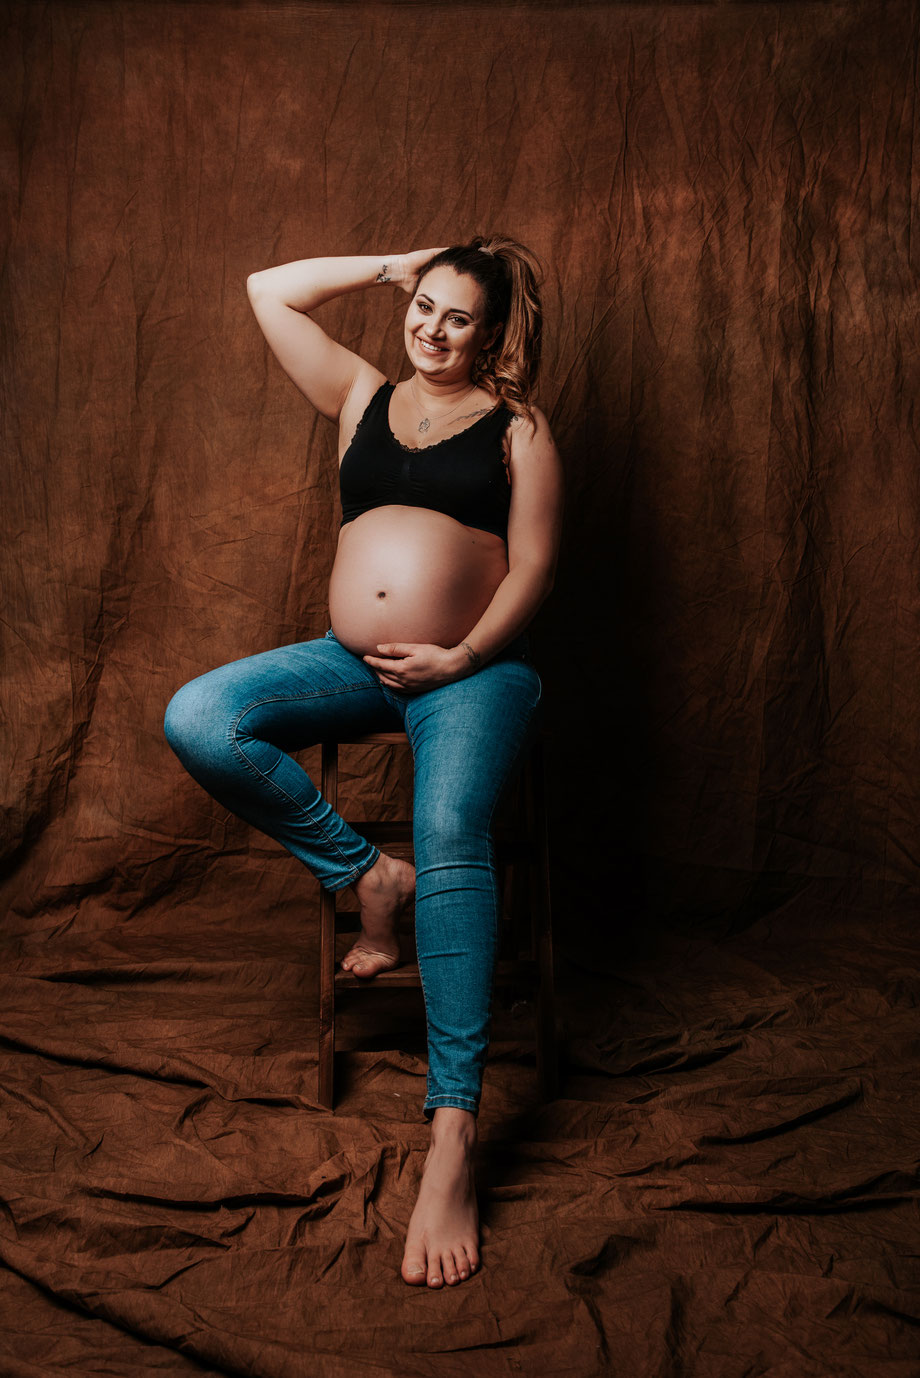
[506,401,552,441]
[340,369,392,425]
[337,370,392,456]
[496,400,554,472]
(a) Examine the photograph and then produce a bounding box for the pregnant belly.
[328,507,508,658]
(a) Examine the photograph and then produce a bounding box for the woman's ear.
[485,323,503,351]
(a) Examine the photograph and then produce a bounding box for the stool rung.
[334,957,539,990]
[324,732,410,746]
[342,819,535,858]
[345,820,412,846]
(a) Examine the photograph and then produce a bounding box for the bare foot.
[401,1107,480,1288]
[340,851,415,979]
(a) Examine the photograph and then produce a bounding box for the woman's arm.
[246,249,444,422]
[364,407,565,687]
[448,406,564,670]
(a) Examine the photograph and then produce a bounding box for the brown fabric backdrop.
[2,1,919,1374]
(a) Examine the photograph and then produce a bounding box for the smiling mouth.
[417,339,448,354]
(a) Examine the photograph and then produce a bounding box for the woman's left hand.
[363,643,469,692]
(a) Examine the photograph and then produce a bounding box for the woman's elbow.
[508,556,555,599]
[532,567,555,603]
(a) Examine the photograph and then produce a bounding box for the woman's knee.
[163,676,226,763]
[414,794,490,858]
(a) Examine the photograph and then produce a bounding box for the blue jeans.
[163,627,543,1121]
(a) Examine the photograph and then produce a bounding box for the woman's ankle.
[429,1106,478,1147]
[352,850,409,899]
[351,851,385,896]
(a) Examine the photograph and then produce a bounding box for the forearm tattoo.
[375,262,392,283]
[461,641,481,671]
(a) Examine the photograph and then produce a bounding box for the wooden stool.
[317,731,558,1111]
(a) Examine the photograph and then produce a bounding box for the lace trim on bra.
[343,382,512,476]
[387,404,506,455]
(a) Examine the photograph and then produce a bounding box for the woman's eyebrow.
[417,292,473,318]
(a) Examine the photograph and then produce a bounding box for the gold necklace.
[409,377,478,435]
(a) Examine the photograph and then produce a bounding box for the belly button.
[376,590,386,599]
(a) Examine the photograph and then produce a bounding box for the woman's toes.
[401,1254,427,1286]
[341,945,399,978]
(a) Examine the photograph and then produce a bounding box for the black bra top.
[338,381,514,541]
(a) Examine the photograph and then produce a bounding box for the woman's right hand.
[245,245,447,423]
[391,247,449,293]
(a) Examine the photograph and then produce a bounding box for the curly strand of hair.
[470,235,543,428]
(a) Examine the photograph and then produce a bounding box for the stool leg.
[317,740,338,1109]
[530,738,559,1102]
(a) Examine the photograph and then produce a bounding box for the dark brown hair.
[415,234,543,426]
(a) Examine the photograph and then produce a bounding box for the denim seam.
[228,685,379,884]
[415,916,437,1105]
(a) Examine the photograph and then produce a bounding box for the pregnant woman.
[164,236,564,1289]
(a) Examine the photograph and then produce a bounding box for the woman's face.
[404,266,499,383]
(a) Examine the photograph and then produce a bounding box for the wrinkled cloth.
[2,1,919,1374]
[0,893,917,1376]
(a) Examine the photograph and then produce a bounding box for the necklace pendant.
[418,417,430,434]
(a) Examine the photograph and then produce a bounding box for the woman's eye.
[414,303,466,328]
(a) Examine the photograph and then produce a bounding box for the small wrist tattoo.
[375,262,391,283]
[461,641,481,671]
